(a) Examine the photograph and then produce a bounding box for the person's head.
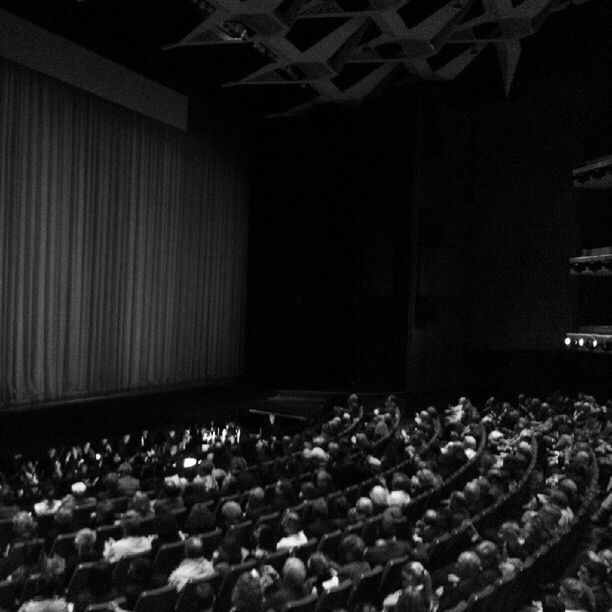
[246,487,264,510]
[216,536,242,565]
[307,552,331,578]
[369,485,388,508]
[122,514,142,537]
[311,498,328,519]
[280,511,301,536]
[12,511,37,539]
[231,572,263,612]
[356,497,373,518]
[184,536,204,560]
[71,482,88,499]
[577,556,608,586]
[75,528,96,554]
[127,557,154,584]
[378,516,396,540]
[456,551,481,579]
[340,534,365,563]
[221,501,242,526]
[38,556,66,598]
[540,594,565,612]
[396,586,428,612]
[558,577,591,609]
[282,558,306,590]
[95,500,116,526]
[54,506,74,529]
[475,540,499,571]
[131,492,151,516]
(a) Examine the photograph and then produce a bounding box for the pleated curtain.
[0,59,248,405]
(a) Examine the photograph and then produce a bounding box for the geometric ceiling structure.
[164,0,596,116]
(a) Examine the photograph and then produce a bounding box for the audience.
[1,391,610,612]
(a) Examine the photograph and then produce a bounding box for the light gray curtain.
[0,59,248,405]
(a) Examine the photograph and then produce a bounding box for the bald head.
[185,537,204,559]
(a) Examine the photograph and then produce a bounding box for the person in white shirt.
[276,512,308,551]
[104,514,152,562]
[168,537,215,592]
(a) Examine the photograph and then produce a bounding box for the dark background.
[245,1,612,401]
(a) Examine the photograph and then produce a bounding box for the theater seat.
[50,531,78,559]
[316,530,342,561]
[133,584,177,612]
[347,565,383,609]
[67,562,98,602]
[292,539,317,564]
[314,580,352,612]
[199,528,223,559]
[85,597,127,612]
[175,574,221,612]
[284,593,318,612]
[214,559,258,612]
[0,579,18,611]
[152,541,185,577]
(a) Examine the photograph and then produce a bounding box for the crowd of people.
[0,391,609,612]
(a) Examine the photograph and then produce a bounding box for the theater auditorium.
[0,0,611,610]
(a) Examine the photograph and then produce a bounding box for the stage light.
[183,457,197,469]
[564,337,571,347]
[592,339,598,348]
[578,338,585,347]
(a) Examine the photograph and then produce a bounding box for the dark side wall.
[462,2,612,399]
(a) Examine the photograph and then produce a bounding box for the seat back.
[74,503,97,528]
[256,512,279,528]
[175,574,221,612]
[0,519,13,550]
[85,597,127,612]
[0,579,18,611]
[378,555,409,602]
[95,524,123,550]
[292,539,318,564]
[314,580,352,612]
[112,552,150,590]
[67,561,98,602]
[111,497,128,514]
[152,541,185,577]
[19,574,42,605]
[199,528,223,559]
[263,549,289,572]
[226,520,253,548]
[284,593,318,612]
[134,584,177,612]
[316,530,342,561]
[50,531,78,559]
[214,559,258,612]
[347,565,383,609]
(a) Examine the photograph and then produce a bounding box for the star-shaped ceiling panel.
[163,0,594,115]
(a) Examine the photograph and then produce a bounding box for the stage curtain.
[0,59,248,405]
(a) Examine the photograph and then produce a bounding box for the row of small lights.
[564,336,612,350]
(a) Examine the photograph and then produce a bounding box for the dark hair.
[87,562,113,598]
[231,572,263,612]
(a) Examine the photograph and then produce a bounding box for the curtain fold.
[0,59,248,405]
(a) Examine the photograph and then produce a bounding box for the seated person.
[103,515,152,562]
[276,512,307,551]
[123,557,167,609]
[337,535,370,583]
[365,516,412,566]
[65,528,103,582]
[168,537,215,592]
[265,558,309,611]
[231,572,264,612]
